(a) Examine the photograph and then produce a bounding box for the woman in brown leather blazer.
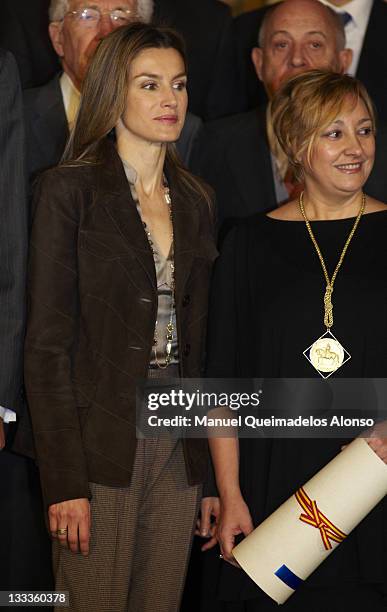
[24,23,216,612]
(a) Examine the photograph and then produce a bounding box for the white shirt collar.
[337,0,372,29]
[319,0,373,74]
[321,0,372,29]
[60,72,81,127]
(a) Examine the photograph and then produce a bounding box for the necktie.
[339,11,352,26]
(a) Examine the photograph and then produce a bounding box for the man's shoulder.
[23,74,62,110]
[203,109,264,144]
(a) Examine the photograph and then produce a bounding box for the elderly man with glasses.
[24,0,201,184]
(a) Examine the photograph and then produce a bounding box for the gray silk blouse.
[122,159,179,366]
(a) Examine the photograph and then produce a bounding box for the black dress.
[201,211,387,611]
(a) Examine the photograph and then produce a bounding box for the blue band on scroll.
[275,565,303,590]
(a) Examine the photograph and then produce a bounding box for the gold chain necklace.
[143,184,175,369]
[299,191,366,378]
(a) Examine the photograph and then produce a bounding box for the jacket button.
[183,343,191,357]
[182,294,191,307]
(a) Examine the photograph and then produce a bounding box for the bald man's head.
[252,0,352,98]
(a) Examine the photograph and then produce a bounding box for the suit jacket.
[234,1,387,119]
[192,109,277,236]
[23,75,67,184]
[24,74,202,184]
[153,0,243,119]
[23,140,217,507]
[0,50,27,415]
[0,0,59,89]
[233,7,268,112]
[192,107,387,237]
[356,0,387,121]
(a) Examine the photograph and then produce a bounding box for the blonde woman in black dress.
[204,70,387,611]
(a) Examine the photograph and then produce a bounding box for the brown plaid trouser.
[53,369,201,612]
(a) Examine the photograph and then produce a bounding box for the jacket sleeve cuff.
[39,464,91,509]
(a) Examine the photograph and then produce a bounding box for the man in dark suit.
[0,50,26,448]
[0,49,53,595]
[235,0,387,120]
[153,0,241,120]
[24,0,201,184]
[193,0,387,236]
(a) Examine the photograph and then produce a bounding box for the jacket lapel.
[94,142,203,295]
[92,142,203,296]
[170,180,200,300]
[104,195,157,290]
[98,155,156,290]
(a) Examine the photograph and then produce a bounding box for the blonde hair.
[270,70,376,181]
[63,23,212,207]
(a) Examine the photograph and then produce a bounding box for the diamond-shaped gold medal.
[303,330,351,379]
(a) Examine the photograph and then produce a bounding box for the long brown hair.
[63,22,211,206]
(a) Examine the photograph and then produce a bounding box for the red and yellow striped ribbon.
[295,487,347,551]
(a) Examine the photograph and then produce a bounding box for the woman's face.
[120,46,188,144]
[302,97,375,196]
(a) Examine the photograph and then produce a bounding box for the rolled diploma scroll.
[232,438,387,605]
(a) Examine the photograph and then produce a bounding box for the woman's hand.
[196,496,220,551]
[364,421,387,463]
[217,493,254,567]
[366,436,387,463]
[49,498,91,556]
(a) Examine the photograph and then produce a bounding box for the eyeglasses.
[65,7,137,27]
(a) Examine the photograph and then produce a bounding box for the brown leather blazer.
[24,141,217,507]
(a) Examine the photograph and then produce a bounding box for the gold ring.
[57,527,68,536]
